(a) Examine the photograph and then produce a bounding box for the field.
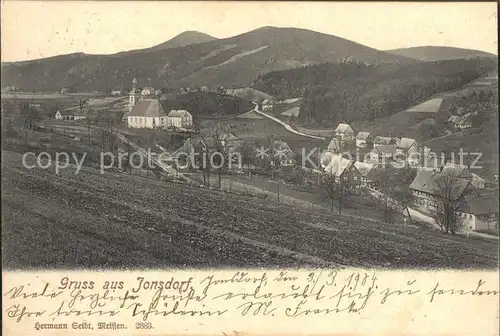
[2,150,498,269]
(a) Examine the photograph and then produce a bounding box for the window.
[353,176,358,181]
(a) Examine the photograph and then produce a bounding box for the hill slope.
[149,30,217,50]
[386,46,497,61]
[2,150,498,269]
[252,58,497,126]
[1,26,413,92]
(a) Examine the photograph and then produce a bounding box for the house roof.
[356,132,372,140]
[335,123,353,134]
[374,136,394,145]
[375,145,397,155]
[128,99,166,118]
[327,138,341,152]
[398,137,417,149]
[409,170,472,200]
[168,109,190,117]
[354,161,375,177]
[441,163,472,179]
[459,193,499,215]
[321,153,353,177]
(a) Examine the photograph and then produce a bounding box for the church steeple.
[129,78,139,113]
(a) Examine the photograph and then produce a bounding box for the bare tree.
[19,102,40,133]
[432,172,469,234]
[101,113,122,153]
[320,173,351,215]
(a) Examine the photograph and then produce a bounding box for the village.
[3,69,497,238]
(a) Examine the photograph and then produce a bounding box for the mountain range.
[1,27,496,92]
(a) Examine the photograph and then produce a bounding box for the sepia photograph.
[1,1,498,270]
[1,1,499,334]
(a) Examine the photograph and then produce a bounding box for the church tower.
[129,78,139,113]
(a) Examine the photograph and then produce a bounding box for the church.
[127,79,193,130]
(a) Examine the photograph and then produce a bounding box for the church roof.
[128,99,166,117]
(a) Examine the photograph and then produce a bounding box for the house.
[457,193,499,232]
[55,109,86,121]
[448,115,472,130]
[396,138,418,156]
[353,161,376,187]
[321,152,362,188]
[141,87,155,96]
[167,110,193,129]
[368,145,397,165]
[409,170,473,212]
[327,137,342,153]
[355,132,373,148]
[334,123,355,142]
[111,88,123,96]
[261,99,275,112]
[470,173,486,189]
[373,136,397,148]
[60,87,72,94]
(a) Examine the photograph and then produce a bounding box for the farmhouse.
[261,99,275,112]
[335,123,355,142]
[355,132,373,148]
[55,109,86,121]
[368,145,398,165]
[409,170,473,211]
[457,193,499,233]
[141,87,155,97]
[448,115,472,130]
[353,161,376,187]
[111,88,123,96]
[396,138,418,156]
[373,136,396,148]
[321,153,361,187]
[166,110,193,129]
[327,137,342,153]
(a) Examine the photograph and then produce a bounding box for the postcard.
[1,1,498,335]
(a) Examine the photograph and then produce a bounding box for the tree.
[432,172,468,234]
[374,166,416,224]
[376,169,398,223]
[19,102,40,133]
[419,123,439,139]
[100,113,122,153]
[320,173,351,214]
[240,141,255,168]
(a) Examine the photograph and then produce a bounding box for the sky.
[1,1,498,62]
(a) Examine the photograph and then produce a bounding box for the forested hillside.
[251,58,497,126]
[160,92,254,122]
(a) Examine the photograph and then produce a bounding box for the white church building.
[127,79,193,130]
